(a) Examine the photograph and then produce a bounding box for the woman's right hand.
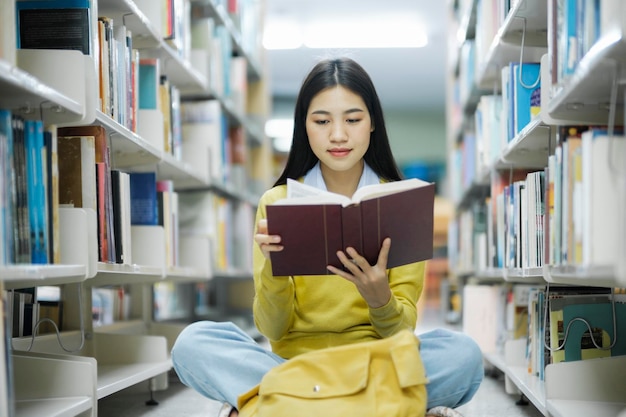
[254,219,283,259]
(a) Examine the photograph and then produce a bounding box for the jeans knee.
[172,321,201,366]
[427,328,484,381]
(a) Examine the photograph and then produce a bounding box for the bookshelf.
[446,0,626,416]
[1,0,270,415]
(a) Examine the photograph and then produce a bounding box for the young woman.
[172,57,484,417]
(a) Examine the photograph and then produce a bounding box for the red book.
[266,178,435,276]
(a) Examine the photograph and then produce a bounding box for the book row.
[0,110,254,274]
[464,283,626,381]
[449,127,625,274]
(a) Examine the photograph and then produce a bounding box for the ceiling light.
[263,19,303,50]
[304,16,428,49]
[264,15,428,50]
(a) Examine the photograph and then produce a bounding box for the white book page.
[278,178,431,206]
[273,179,350,206]
[352,178,430,202]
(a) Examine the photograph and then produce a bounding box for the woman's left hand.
[327,237,392,308]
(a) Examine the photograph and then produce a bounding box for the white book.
[581,129,626,266]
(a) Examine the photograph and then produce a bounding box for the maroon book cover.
[266,181,435,276]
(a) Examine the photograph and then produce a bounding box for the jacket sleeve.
[368,260,425,338]
[252,187,296,341]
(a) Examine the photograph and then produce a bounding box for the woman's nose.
[330,124,347,141]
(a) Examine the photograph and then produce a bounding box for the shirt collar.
[303,162,380,192]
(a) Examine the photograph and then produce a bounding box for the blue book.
[24,119,48,264]
[0,110,13,264]
[129,172,158,225]
[15,0,92,55]
[138,59,160,110]
[563,0,579,76]
[512,63,541,134]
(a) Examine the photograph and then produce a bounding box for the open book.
[266,178,435,276]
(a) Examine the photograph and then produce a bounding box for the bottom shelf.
[12,330,172,414]
[13,351,96,417]
[547,400,626,417]
[15,398,93,417]
[483,339,626,417]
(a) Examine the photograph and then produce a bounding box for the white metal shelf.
[15,397,93,417]
[548,400,626,417]
[474,0,548,91]
[451,0,626,416]
[0,265,87,290]
[89,262,166,286]
[0,59,84,122]
[544,33,626,125]
[494,116,554,170]
[12,351,97,417]
[12,331,172,402]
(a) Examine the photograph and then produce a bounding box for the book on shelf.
[160,76,173,154]
[58,125,115,262]
[556,126,588,265]
[24,119,49,264]
[9,287,36,337]
[511,62,541,135]
[12,116,30,263]
[462,283,508,354]
[181,99,224,181]
[156,180,179,268]
[139,58,161,110]
[0,109,14,265]
[111,170,132,265]
[129,172,158,225]
[57,135,96,210]
[44,125,60,264]
[548,290,626,364]
[266,178,435,276]
[581,129,625,267]
[15,0,93,56]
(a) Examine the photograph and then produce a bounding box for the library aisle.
[97,303,545,417]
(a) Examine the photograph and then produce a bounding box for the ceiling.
[262,0,450,112]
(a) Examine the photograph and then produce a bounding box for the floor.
[98,302,546,417]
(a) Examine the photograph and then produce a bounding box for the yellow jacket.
[253,183,425,359]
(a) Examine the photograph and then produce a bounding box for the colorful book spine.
[138,58,160,110]
[0,109,14,264]
[24,119,48,264]
[512,62,541,135]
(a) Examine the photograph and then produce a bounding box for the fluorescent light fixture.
[263,19,303,50]
[264,15,428,50]
[304,17,428,49]
[265,118,294,152]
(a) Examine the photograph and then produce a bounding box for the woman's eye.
[347,118,361,124]
[315,120,329,125]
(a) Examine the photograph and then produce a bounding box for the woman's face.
[305,86,372,176]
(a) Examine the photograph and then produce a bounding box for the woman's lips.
[328,148,351,157]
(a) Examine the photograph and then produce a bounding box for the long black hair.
[273,57,403,187]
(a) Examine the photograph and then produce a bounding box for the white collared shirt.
[302,162,380,193]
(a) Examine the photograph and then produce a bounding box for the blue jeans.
[171,322,484,410]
